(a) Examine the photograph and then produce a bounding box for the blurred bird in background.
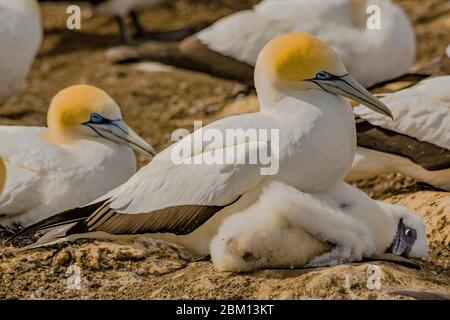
[38,0,197,43]
[0,157,6,196]
[90,0,198,43]
[0,0,42,104]
[108,0,416,88]
[349,76,450,191]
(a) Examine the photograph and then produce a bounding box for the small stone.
[34,288,44,298]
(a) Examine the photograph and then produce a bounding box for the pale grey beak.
[310,74,394,119]
[87,120,156,157]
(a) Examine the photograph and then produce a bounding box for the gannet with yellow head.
[15,34,400,264]
[0,85,155,228]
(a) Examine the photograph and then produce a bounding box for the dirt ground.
[0,0,449,299]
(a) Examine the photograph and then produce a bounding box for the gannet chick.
[211,181,428,272]
[13,33,392,255]
[110,0,415,87]
[88,0,193,43]
[0,157,5,195]
[348,76,450,190]
[0,0,42,104]
[0,85,155,228]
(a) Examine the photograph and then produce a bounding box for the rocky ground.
[0,0,449,299]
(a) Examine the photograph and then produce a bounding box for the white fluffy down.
[211,181,428,272]
[211,182,375,272]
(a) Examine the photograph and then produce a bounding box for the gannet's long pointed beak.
[86,120,157,157]
[310,74,394,119]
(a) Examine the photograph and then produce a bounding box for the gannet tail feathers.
[105,37,255,84]
[18,224,78,251]
[12,200,236,247]
[356,118,450,171]
[179,36,254,83]
[8,201,107,242]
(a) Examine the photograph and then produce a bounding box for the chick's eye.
[316,71,330,80]
[90,113,104,123]
[404,229,415,238]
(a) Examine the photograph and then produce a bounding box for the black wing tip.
[6,200,108,245]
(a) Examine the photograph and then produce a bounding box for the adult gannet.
[187,0,415,87]
[88,0,193,43]
[0,157,5,195]
[0,85,155,228]
[0,0,42,104]
[211,181,427,272]
[348,76,450,191]
[109,0,415,87]
[13,33,393,257]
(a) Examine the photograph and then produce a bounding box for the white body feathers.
[197,0,415,87]
[354,77,450,150]
[0,126,136,227]
[349,76,450,190]
[0,0,42,104]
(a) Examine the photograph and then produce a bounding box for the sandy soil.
[0,0,449,299]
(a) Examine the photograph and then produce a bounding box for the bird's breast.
[271,101,356,191]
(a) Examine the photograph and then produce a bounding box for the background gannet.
[412,43,450,77]
[110,0,415,87]
[0,85,155,228]
[0,157,5,195]
[86,0,194,43]
[0,0,42,104]
[189,0,415,87]
[211,181,428,272]
[348,76,450,191]
[13,33,392,258]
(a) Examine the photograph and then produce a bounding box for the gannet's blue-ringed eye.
[315,71,331,80]
[90,113,104,123]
